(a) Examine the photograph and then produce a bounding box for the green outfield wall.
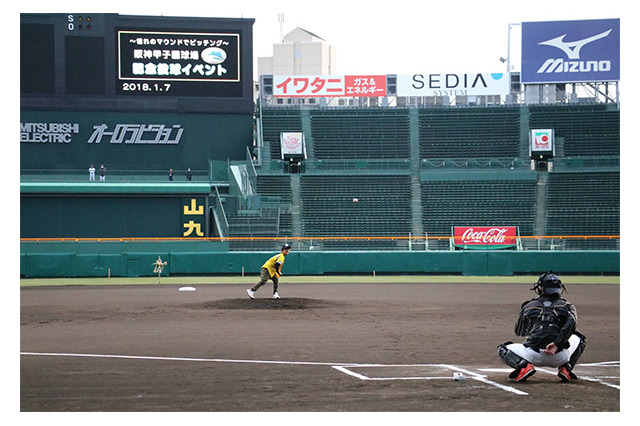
[19,241,619,278]
[20,184,213,239]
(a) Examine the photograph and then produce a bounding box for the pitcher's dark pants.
[250,268,279,294]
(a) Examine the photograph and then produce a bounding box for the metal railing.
[21,235,620,251]
[421,158,530,170]
[20,168,210,182]
[211,186,229,238]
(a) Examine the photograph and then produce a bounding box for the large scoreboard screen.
[21,14,256,173]
[21,13,255,112]
[116,30,242,97]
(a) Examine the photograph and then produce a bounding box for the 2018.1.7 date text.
[121,83,172,93]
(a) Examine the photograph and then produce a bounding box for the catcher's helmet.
[532,271,565,295]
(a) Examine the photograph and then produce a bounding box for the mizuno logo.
[537,58,611,74]
[538,29,612,59]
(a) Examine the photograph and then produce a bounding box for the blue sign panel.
[521,18,620,83]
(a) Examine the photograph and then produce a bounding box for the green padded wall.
[20,241,619,278]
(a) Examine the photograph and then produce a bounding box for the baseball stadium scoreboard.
[21,13,253,101]
[20,13,255,171]
[116,30,241,97]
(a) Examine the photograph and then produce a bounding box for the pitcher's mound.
[201,297,337,310]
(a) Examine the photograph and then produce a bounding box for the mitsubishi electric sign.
[521,18,620,84]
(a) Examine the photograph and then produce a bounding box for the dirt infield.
[20,280,620,412]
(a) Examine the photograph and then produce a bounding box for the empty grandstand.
[529,105,620,157]
[227,101,619,252]
[418,107,522,158]
[545,171,620,249]
[421,174,538,250]
[311,109,411,159]
[300,174,412,250]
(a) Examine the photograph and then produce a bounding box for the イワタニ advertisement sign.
[396,73,510,97]
[530,129,554,153]
[453,226,518,248]
[273,75,386,97]
[521,18,620,84]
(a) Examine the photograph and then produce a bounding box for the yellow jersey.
[262,253,285,277]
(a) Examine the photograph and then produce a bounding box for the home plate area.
[333,364,474,381]
[332,361,620,396]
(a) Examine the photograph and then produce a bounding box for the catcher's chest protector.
[524,297,569,324]
[522,297,574,349]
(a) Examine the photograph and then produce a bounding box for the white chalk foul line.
[20,351,377,367]
[21,352,527,395]
[21,351,478,369]
[22,352,618,393]
[580,361,620,367]
[580,376,620,390]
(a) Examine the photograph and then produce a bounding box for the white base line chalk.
[19,352,527,396]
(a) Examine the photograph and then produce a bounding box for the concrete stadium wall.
[20,241,619,278]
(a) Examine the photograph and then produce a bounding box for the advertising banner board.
[396,73,509,97]
[521,18,620,83]
[453,226,518,249]
[530,129,554,154]
[280,132,305,158]
[273,75,386,97]
[20,110,252,170]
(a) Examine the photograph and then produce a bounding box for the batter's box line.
[332,364,528,396]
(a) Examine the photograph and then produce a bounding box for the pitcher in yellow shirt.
[247,243,291,299]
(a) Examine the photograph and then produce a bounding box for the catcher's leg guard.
[563,332,587,379]
[497,342,530,379]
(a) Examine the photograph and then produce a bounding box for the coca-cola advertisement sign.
[454,226,518,246]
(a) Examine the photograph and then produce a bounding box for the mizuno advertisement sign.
[521,18,620,84]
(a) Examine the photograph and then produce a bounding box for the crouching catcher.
[497,272,587,382]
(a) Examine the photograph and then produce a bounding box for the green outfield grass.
[19,274,620,287]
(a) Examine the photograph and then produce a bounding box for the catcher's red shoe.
[557,366,572,382]
[514,363,536,382]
